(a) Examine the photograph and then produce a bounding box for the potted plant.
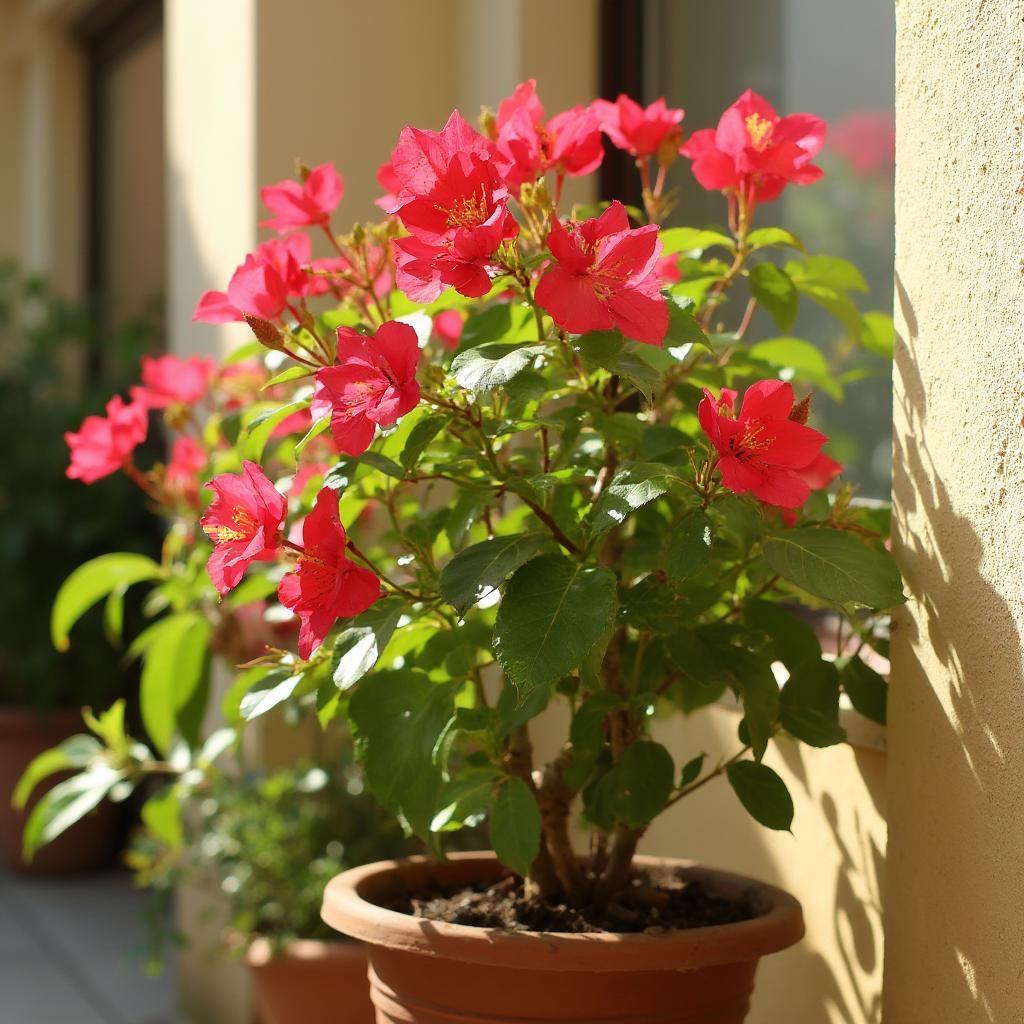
[28,81,900,1022]
[0,264,160,872]
[128,756,411,1024]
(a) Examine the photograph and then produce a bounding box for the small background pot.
[0,705,118,874]
[246,936,374,1024]
[322,852,804,1024]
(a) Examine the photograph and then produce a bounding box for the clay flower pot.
[246,937,374,1024]
[0,705,118,874]
[322,852,804,1024]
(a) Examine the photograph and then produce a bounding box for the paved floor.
[0,868,185,1024]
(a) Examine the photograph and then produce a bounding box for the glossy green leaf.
[458,302,533,351]
[746,227,805,252]
[763,528,905,608]
[439,533,550,615]
[349,670,456,838]
[400,414,449,469]
[240,399,310,463]
[840,657,888,725]
[666,511,713,581]
[13,735,101,809]
[330,599,406,690]
[591,741,675,828]
[51,553,162,651]
[450,343,546,393]
[490,777,542,877]
[494,555,617,699]
[781,659,846,747]
[679,753,706,788]
[590,463,674,536]
[727,760,793,831]
[659,227,735,256]
[743,599,821,673]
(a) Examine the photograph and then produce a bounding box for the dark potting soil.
[383,868,758,934]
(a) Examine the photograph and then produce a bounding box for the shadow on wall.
[887,274,1023,1022]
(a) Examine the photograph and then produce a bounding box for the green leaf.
[262,364,314,389]
[450,343,546,393]
[666,511,713,581]
[239,671,305,721]
[660,227,735,256]
[749,263,798,332]
[590,463,674,536]
[330,599,405,690]
[679,753,706,788]
[591,741,675,828]
[139,613,211,754]
[13,735,101,809]
[349,670,456,838]
[400,414,449,469]
[566,691,623,788]
[749,337,828,377]
[743,599,821,673]
[22,764,124,860]
[52,553,162,651]
[727,760,793,831]
[490,777,542,877]
[240,399,310,463]
[575,332,662,401]
[840,657,888,725]
[430,770,500,832]
[763,528,905,608]
[439,534,550,616]
[358,451,406,479]
[729,647,780,760]
[294,415,330,463]
[494,555,617,699]
[746,227,806,253]
[458,302,533,351]
[103,587,126,648]
[665,294,712,352]
[790,255,868,293]
[860,311,895,359]
[666,632,729,711]
[781,659,846,747]
[141,787,184,848]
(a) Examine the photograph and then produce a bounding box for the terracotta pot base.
[322,853,804,1024]
[246,937,374,1024]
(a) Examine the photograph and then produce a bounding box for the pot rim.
[321,851,804,973]
[245,934,365,967]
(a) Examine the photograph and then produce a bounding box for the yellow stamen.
[744,113,774,151]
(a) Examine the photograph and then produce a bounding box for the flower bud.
[789,393,813,424]
[479,106,498,140]
[243,314,283,346]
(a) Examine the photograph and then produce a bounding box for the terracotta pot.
[0,705,119,874]
[246,937,375,1024]
[322,852,804,1024]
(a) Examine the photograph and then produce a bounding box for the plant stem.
[664,745,751,810]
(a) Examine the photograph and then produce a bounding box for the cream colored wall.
[885,1,1024,1021]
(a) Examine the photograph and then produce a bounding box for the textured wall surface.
[886,0,1024,1020]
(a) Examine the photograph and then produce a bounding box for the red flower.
[259,162,344,232]
[387,111,517,303]
[132,354,216,409]
[311,321,421,455]
[277,487,381,659]
[797,451,843,491]
[192,236,312,324]
[201,461,287,595]
[535,201,667,345]
[493,80,604,191]
[65,396,148,484]
[698,381,827,508]
[432,309,464,350]
[165,435,208,508]
[592,95,684,162]
[830,111,895,179]
[654,253,682,285]
[682,90,825,210]
[374,161,401,211]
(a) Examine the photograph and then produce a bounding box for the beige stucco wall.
[885,1,1024,1021]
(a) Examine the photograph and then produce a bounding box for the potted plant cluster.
[128,757,411,1024]
[25,81,900,1022]
[0,264,160,872]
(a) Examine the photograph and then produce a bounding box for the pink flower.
[132,354,216,409]
[493,80,604,190]
[165,435,208,508]
[201,461,287,595]
[432,310,464,350]
[312,321,421,455]
[65,396,148,484]
[192,236,312,324]
[830,111,895,179]
[278,488,381,659]
[288,462,330,499]
[535,201,667,345]
[259,163,344,232]
[698,382,827,508]
[654,253,682,285]
[682,90,826,210]
[374,161,401,211]
[592,95,684,162]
